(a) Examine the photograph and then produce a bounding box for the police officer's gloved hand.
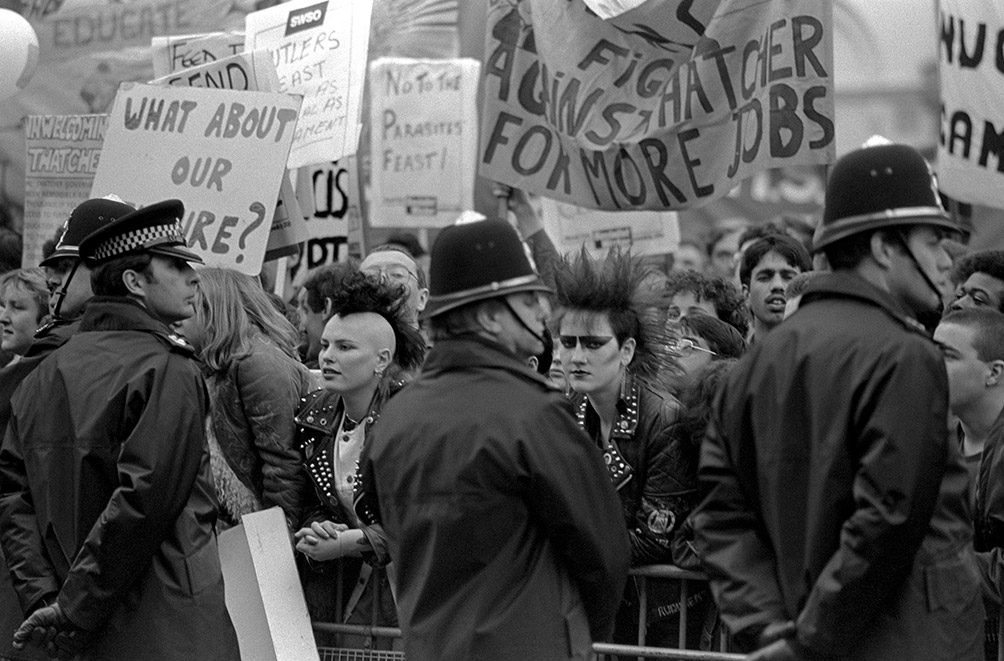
[12,602,97,659]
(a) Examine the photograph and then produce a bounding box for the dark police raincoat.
[0,298,239,661]
[692,273,983,660]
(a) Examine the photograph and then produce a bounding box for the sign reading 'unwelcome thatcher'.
[479,0,835,211]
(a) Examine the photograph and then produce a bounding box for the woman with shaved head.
[293,271,425,644]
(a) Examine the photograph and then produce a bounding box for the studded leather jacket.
[571,372,696,566]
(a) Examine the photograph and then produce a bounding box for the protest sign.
[22,114,107,267]
[369,57,480,227]
[90,83,301,274]
[539,197,679,258]
[479,0,835,211]
[294,156,364,267]
[937,1,1004,209]
[151,31,248,79]
[245,0,373,169]
[30,0,231,63]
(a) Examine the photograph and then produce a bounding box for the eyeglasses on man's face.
[362,265,417,285]
[558,335,614,351]
[667,337,716,357]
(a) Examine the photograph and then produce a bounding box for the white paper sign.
[245,0,373,168]
[368,57,480,228]
[539,197,680,258]
[90,83,301,274]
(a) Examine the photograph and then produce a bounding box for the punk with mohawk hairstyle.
[293,270,427,639]
[552,246,710,649]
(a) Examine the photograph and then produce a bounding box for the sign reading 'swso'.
[90,82,301,274]
[480,0,835,211]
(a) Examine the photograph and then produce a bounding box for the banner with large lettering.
[937,1,1004,209]
[22,114,108,268]
[90,83,301,274]
[369,57,480,227]
[479,0,835,211]
[245,0,373,169]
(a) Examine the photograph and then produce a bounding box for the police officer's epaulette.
[153,330,197,356]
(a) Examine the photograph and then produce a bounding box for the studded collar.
[574,374,639,491]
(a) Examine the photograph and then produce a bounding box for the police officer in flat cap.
[0,199,240,660]
[692,141,984,660]
[357,218,629,660]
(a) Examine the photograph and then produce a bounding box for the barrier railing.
[313,564,742,660]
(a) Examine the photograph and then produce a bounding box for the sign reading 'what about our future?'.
[90,82,301,274]
[245,0,373,168]
[480,0,835,211]
[369,58,480,227]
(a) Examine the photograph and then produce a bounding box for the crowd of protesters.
[0,138,1002,661]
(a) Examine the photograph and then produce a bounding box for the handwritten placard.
[151,31,248,79]
[369,57,480,228]
[22,114,108,267]
[245,0,373,168]
[539,197,680,258]
[90,83,301,274]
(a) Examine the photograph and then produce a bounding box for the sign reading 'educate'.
[90,83,301,274]
[479,0,835,211]
[937,1,1004,209]
[369,57,480,227]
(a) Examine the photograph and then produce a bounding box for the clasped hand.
[12,602,96,660]
[294,520,351,561]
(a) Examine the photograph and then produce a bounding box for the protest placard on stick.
[245,0,373,168]
[369,57,480,227]
[151,31,248,79]
[937,1,1004,208]
[479,0,835,211]
[90,82,301,274]
[22,114,107,267]
[539,197,679,258]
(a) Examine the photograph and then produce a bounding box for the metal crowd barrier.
[313,564,743,661]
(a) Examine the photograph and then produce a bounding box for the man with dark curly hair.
[664,270,750,337]
[951,250,1004,313]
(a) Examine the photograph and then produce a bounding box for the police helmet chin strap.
[894,230,944,315]
[502,298,545,346]
[51,259,81,320]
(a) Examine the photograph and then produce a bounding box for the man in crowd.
[360,245,429,330]
[0,199,240,660]
[0,196,133,661]
[359,218,628,660]
[935,309,1004,660]
[664,270,749,337]
[738,233,811,343]
[297,262,357,368]
[951,250,1004,313]
[692,141,983,660]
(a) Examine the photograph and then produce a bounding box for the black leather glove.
[12,603,97,659]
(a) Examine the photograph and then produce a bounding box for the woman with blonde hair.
[0,268,49,363]
[179,267,315,530]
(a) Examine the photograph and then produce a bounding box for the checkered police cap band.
[91,222,187,261]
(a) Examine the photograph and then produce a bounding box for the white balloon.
[0,9,40,101]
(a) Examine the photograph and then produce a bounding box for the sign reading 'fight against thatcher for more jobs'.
[479,0,835,212]
[90,83,301,274]
[369,57,481,228]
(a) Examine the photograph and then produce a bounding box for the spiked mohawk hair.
[552,246,679,384]
[328,271,426,373]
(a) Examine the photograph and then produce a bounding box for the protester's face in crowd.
[495,292,549,361]
[709,230,742,279]
[744,250,801,330]
[44,258,93,319]
[934,322,991,415]
[297,287,327,365]
[672,325,717,377]
[886,227,952,316]
[667,290,716,321]
[951,272,1004,313]
[318,312,392,395]
[136,256,200,325]
[560,310,634,396]
[673,244,707,273]
[0,284,43,355]
[360,251,428,324]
